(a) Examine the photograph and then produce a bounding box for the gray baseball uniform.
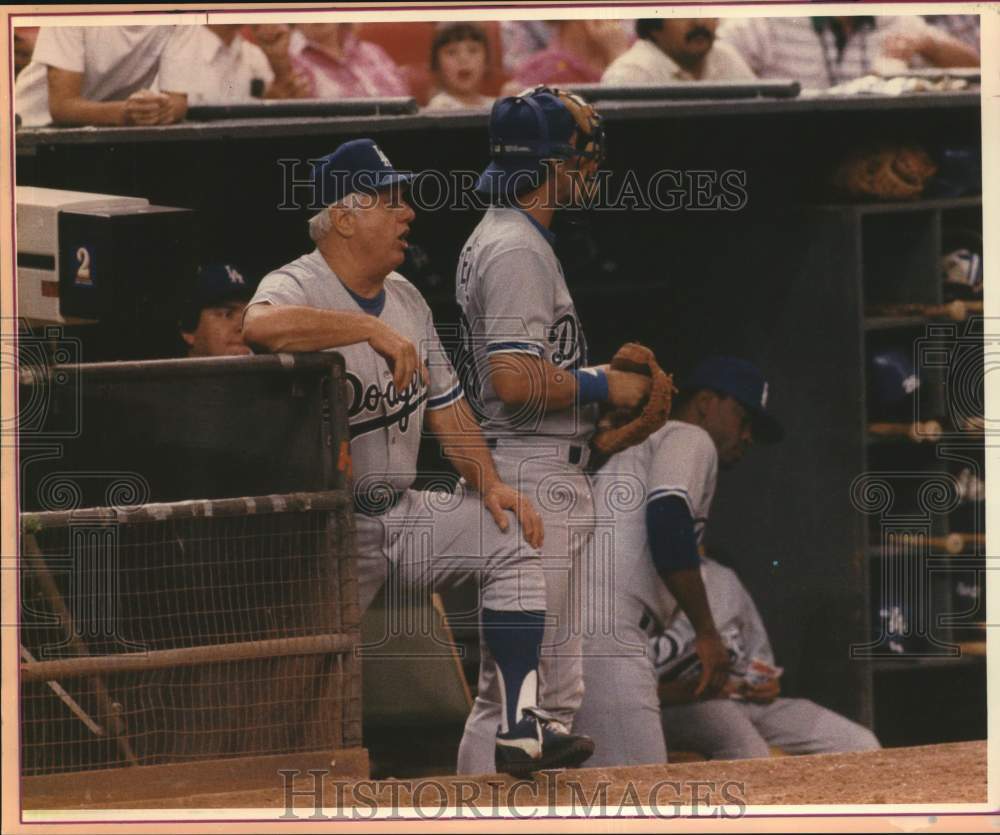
[651,558,880,759]
[248,248,546,655]
[454,207,597,774]
[572,420,719,766]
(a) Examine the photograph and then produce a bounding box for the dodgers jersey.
[591,420,719,621]
[646,557,774,683]
[455,207,598,444]
[250,249,463,493]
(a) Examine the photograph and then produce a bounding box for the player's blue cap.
[190,263,254,309]
[683,357,784,444]
[313,138,411,207]
[180,263,255,330]
[475,87,592,202]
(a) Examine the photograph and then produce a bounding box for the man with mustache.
[603,18,754,84]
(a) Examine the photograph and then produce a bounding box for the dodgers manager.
[243,139,593,775]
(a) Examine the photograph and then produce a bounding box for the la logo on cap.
[372,143,392,168]
[225,265,245,285]
[761,382,769,408]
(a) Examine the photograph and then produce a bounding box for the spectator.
[15,25,194,127]
[178,263,255,358]
[500,20,551,74]
[717,16,978,91]
[14,27,39,78]
[923,14,980,53]
[426,22,493,111]
[651,555,881,760]
[603,18,755,83]
[157,25,310,104]
[292,23,408,98]
[508,19,629,89]
[881,17,980,68]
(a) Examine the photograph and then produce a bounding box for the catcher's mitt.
[830,145,938,201]
[591,343,676,457]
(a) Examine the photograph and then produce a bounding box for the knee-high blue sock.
[481,608,545,734]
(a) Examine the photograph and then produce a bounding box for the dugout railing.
[17,353,365,807]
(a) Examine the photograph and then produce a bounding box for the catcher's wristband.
[572,368,609,405]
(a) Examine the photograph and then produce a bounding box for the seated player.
[425,22,493,111]
[651,554,881,760]
[157,24,310,104]
[178,263,255,358]
[507,19,629,89]
[603,18,755,83]
[15,25,194,127]
[716,16,979,91]
[291,23,409,98]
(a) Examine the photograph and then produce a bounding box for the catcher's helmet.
[475,86,605,201]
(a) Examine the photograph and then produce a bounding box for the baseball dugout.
[18,353,365,806]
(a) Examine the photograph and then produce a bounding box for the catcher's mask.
[475,85,605,201]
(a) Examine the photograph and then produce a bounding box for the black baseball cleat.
[495,709,595,776]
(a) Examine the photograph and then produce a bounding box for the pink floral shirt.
[512,47,603,86]
[293,35,409,98]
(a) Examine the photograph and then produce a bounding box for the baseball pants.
[660,697,881,760]
[457,447,595,774]
[355,485,547,764]
[572,591,668,767]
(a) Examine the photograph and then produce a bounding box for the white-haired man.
[243,139,595,775]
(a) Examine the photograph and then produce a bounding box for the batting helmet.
[475,85,605,201]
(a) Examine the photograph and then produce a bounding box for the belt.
[485,437,590,469]
[353,488,404,517]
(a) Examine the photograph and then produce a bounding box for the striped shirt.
[717,16,933,90]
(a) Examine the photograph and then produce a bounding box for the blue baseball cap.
[476,88,582,202]
[313,138,411,207]
[869,349,920,407]
[180,262,255,329]
[683,357,784,444]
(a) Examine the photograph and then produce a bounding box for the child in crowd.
[426,23,493,111]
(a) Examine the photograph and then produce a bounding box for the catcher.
[573,357,782,766]
[453,86,674,773]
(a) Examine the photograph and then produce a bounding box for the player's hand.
[741,677,780,705]
[368,320,428,391]
[481,482,544,549]
[692,630,730,698]
[606,369,652,410]
[122,90,166,126]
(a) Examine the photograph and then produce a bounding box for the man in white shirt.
[717,16,979,92]
[15,25,193,128]
[603,18,755,84]
[158,25,309,104]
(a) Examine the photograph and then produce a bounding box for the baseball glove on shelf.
[830,144,938,201]
[591,342,676,457]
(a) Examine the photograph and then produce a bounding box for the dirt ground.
[40,740,987,811]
